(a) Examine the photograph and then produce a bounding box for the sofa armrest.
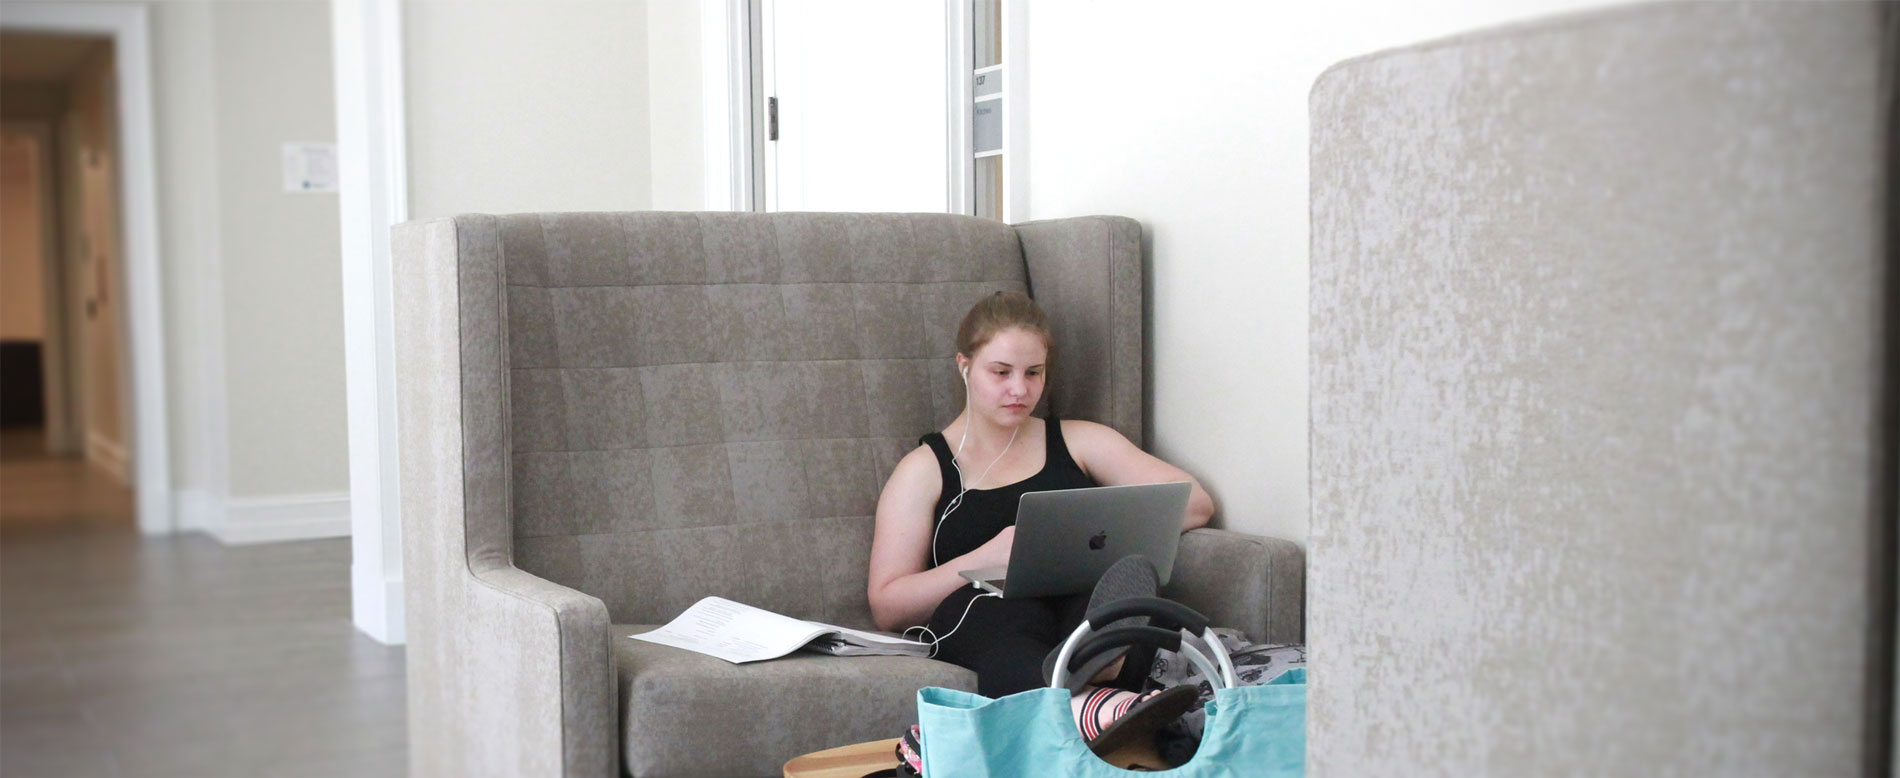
[396,215,615,777]
[415,567,617,777]
[1162,528,1305,644]
[465,567,616,777]
[407,559,616,778]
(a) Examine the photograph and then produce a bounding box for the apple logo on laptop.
[1088,531,1108,551]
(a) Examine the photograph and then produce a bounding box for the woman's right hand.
[964,525,1016,570]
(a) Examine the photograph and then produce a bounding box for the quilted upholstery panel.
[1309,3,1886,776]
[502,212,1030,629]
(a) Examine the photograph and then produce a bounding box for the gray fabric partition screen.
[1310,3,1891,776]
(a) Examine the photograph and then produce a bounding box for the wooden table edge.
[782,737,903,778]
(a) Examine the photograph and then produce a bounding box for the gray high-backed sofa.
[393,212,1305,777]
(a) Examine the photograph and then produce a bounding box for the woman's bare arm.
[1062,420,1215,531]
[866,446,1015,632]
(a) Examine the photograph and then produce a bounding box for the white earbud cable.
[903,591,1001,658]
[909,365,1021,657]
[930,370,1020,567]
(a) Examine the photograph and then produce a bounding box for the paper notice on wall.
[281,143,338,193]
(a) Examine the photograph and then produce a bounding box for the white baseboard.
[352,563,406,645]
[214,492,352,545]
[86,431,128,484]
[173,488,224,534]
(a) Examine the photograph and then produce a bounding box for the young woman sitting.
[866,291,1215,751]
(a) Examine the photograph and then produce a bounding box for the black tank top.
[921,418,1096,567]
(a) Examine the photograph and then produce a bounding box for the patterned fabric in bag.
[895,724,924,776]
[915,669,1306,778]
[1151,629,1307,742]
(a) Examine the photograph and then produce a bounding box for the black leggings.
[926,585,1152,698]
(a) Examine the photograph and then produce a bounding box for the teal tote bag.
[917,671,1306,777]
[916,596,1305,777]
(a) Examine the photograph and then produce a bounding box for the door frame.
[0,2,172,535]
[704,0,756,212]
[946,0,973,216]
[332,0,410,646]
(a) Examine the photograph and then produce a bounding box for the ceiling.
[1,32,109,84]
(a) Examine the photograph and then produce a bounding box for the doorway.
[0,3,173,535]
[0,32,137,534]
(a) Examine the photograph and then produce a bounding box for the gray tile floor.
[1,430,408,777]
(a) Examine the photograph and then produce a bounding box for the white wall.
[647,0,703,210]
[1026,0,1623,544]
[404,0,651,218]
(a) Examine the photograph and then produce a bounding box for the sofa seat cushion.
[615,625,978,778]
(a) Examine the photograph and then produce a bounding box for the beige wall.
[145,0,348,508]
[405,0,652,218]
[151,0,223,495]
[212,0,347,499]
[0,130,46,341]
[140,0,651,522]
[1024,0,1617,543]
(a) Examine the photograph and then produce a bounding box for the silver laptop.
[956,482,1190,599]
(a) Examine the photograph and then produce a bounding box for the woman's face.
[959,327,1048,428]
